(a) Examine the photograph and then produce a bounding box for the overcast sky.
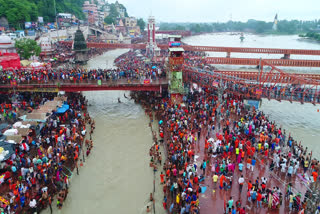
[109,0,319,23]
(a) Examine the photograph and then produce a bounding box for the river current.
[47,33,320,214]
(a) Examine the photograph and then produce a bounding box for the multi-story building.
[83,1,98,25]
[99,12,105,24]
[125,17,137,27]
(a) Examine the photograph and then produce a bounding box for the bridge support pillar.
[283,53,290,59]
[226,52,231,58]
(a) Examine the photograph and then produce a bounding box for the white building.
[0,34,16,54]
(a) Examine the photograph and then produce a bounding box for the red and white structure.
[0,35,20,69]
[146,16,160,56]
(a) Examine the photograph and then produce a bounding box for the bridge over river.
[1,72,319,104]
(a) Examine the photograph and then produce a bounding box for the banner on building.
[13,88,59,93]
[255,89,262,95]
[169,71,183,94]
[38,17,44,23]
[244,99,260,110]
[144,79,150,84]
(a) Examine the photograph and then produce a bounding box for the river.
[184,33,320,158]
[47,33,320,214]
[44,49,165,214]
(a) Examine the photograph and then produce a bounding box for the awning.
[56,104,69,114]
[0,123,8,132]
[169,47,185,52]
[20,60,32,67]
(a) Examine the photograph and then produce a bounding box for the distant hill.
[0,0,86,28]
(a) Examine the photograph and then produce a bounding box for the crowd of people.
[134,82,320,214]
[1,38,320,213]
[0,92,95,213]
[0,51,167,86]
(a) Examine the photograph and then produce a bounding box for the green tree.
[0,0,86,26]
[175,25,186,31]
[0,0,38,29]
[137,18,145,32]
[109,4,119,19]
[15,38,41,60]
[104,16,115,25]
[119,4,128,17]
[190,24,201,33]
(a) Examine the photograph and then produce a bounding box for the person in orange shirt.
[220,174,226,189]
[312,170,318,182]
[160,172,165,184]
[260,133,264,143]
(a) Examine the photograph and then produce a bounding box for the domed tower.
[0,34,16,53]
[73,27,88,64]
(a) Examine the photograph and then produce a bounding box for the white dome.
[0,35,12,44]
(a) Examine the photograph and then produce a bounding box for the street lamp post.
[53,0,60,41]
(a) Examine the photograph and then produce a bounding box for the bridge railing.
[0,76,169,88]
[184,68,320,104]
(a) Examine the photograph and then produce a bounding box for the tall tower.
[146,16,160,57]
[272,14,278,31]
[168,35,184,104]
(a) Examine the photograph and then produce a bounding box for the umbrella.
[152,66,157,69]
[159,120,163,125]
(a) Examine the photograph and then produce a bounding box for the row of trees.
[0,0,86,29]
[300,32,320,41]
[159,19,320,34]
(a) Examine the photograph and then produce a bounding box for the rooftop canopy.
[169,47,185,52]
[168,35,182,38]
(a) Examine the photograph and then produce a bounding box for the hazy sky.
[109,0,319,22]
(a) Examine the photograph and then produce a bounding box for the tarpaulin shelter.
[56,104,69,114]
[17,128,30,137]
[3,129,18,136]
[0,123,8,134]
[24,113,48,122]
[5,135,22,144]
[0,141,15,162]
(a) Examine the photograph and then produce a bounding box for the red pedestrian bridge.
[201,57,320,67]
[60,41,320,58]
[1,69,319,104]
[0,79,168,93]
[59,41,320,67]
